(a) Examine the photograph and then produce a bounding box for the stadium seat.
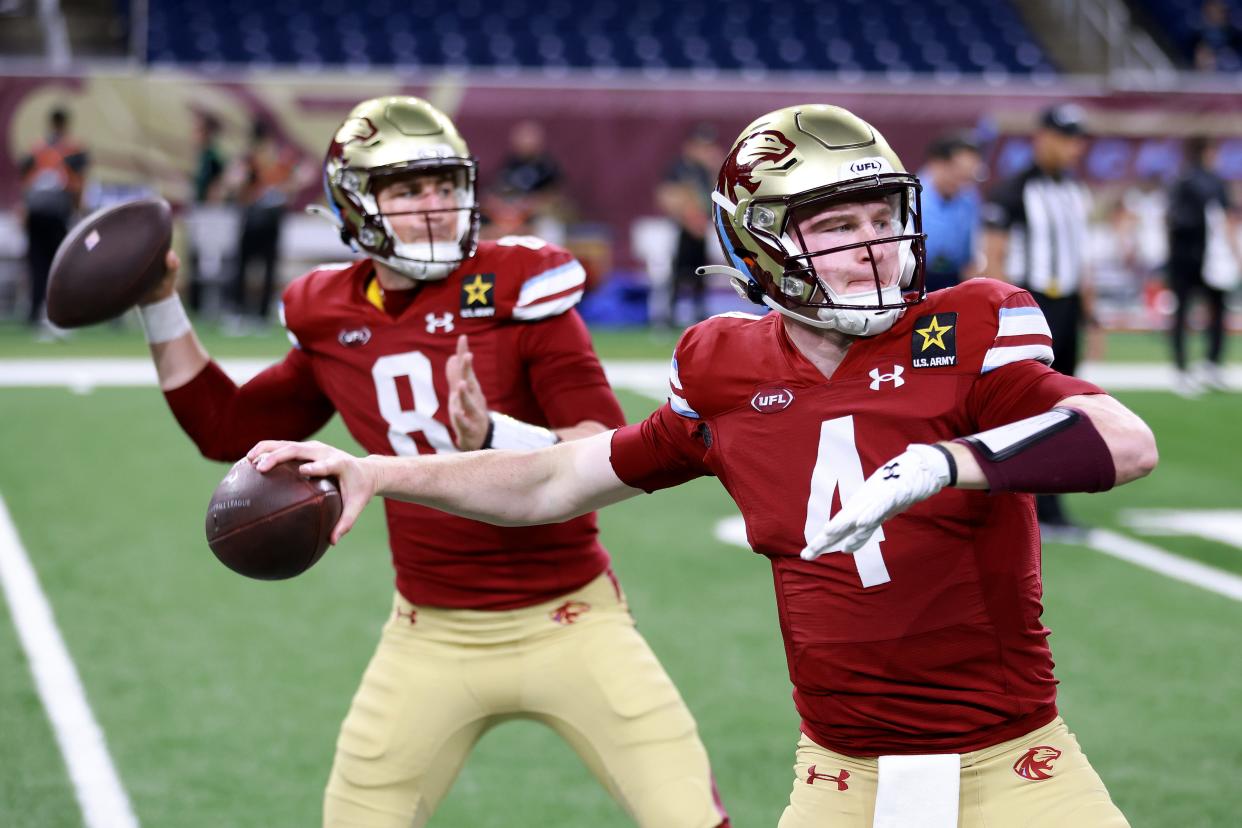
[146,0,1056,74]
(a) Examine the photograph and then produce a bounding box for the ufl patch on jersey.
[911,312,957,368]
[460,272,496,318]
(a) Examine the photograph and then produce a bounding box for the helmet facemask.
[742,176,927,336]
[332,160,480,282]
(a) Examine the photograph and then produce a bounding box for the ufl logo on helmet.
[843,156,893,177]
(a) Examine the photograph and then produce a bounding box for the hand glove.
[801,443,953,561]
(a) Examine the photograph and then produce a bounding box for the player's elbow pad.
[955,407,1116,494]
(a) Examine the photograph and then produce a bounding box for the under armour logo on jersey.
[882,462,900,480]
[425,312,455,334]
[806,765,850,790]
[869,365,905,390]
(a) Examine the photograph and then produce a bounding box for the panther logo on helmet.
[720,130,798,195]
[328,117,378,160]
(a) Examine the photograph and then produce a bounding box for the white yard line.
[0,495,140,828]
[1120,509,1242,550]
[715,518,1242,603]
[1085,528,1242,603]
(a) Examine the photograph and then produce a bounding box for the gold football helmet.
[321,96,479,280]
[705,104,927,336]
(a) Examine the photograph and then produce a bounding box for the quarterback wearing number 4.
[257,105,1157,827]
[137,98,729,828]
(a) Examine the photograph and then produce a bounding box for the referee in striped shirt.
[980,103,1094,535]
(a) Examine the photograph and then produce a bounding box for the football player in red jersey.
[135,97,729,828]
[252,104,1159,827]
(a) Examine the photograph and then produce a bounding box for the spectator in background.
[919,132,983,292]
[225,118,305,329]
[193,113,227,204]
[656,124,722,327]
[1166,135,1240,395]
[18,106,88,332]
[1121,172,1169,280]
[486,120,568,244]
[1191,0,1242,71]
[981,103,1093,538]
[187,113,228,314]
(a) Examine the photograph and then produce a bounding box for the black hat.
[1039,103,1087,136]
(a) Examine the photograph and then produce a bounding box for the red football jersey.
[167,239,624,610]
[610,279,1105,756]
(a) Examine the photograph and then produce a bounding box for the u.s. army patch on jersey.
[911,312,958,368]
[460,272,496,318]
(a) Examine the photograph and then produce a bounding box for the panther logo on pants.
[550,601,591,625]
[1013,746,1061,781]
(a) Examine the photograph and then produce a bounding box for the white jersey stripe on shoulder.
[998,305,1042,316]
[316,262,355,271]
[669,356,684,391]
[997,313,1052,339]
[711,311,764,320]
[517,261,586,306]
[277,303,302,349]
[981,343,1054,373]
[512,290,584,321]
[669,392,700,419]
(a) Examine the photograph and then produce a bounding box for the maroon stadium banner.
[2,71,1239,265]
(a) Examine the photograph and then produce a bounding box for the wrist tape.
[955,407,1116,493]
[482,413,560,450]
[138,295,191,344]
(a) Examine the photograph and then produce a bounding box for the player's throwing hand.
[801,444,953,560]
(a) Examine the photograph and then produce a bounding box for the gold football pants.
[324,572,726,827]
[778,716,1128,827]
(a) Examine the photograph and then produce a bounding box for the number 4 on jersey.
[804,416,892,587]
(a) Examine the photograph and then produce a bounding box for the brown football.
[205,459,342,581]
[46,197,172,328]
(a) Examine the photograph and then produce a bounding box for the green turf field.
[1,315,1236,364]
[1,327,1240,826]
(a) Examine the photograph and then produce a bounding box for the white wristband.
[483,412,560,450]
[138,294,192,344]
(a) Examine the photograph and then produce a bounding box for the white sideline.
[0,495,140,828]
[0,359,1239,396]
[1085,528,1242,603]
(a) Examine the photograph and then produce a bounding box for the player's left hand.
[801,444,953,560]
[446,334,490,450]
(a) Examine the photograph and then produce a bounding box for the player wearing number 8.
[252,105,1156,828]
[136,97,729,828]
